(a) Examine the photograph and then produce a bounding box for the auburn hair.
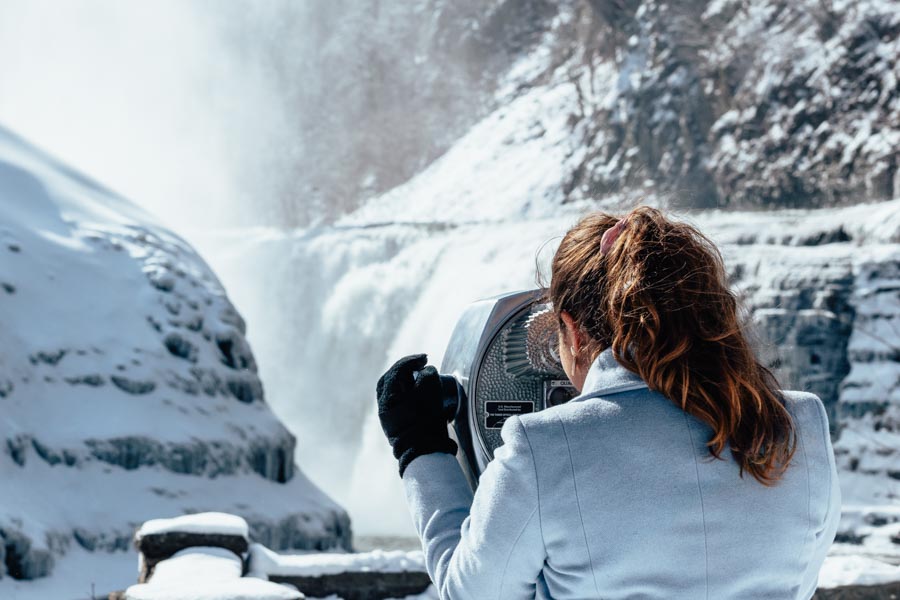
[548,206,796,485]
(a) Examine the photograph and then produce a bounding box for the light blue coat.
[402,347,841,599]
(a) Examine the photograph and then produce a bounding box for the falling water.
[197,220,569,534]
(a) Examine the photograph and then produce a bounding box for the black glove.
[376,353,457,477]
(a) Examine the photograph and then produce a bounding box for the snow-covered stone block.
[246,544,431,600]
[135,513,250,582]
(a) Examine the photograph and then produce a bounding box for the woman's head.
[548,206,796,485]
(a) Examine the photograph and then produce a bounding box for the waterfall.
[190,219,569,535]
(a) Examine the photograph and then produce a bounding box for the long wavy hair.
[548,206,796,485]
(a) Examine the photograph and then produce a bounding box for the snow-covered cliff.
[0,126,350,597]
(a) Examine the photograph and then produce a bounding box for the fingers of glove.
[412,365,443,419]
[413,364,439,383]
[393,353,428,378]
[377,353,428,404]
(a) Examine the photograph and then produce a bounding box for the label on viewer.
[485,401,534,429]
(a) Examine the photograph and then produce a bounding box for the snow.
[149,547,244,582]
[832,504,900,556]
[125,576,301,600]
[247,544,425,578]
[688,199,900,246]
[819,555,900,588]
[137,513,250,541]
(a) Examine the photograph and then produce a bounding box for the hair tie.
[600,217,629,255]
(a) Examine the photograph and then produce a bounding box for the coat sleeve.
[401,415,546,599]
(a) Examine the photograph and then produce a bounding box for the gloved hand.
[376,353,458,477]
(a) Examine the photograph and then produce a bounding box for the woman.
[376,207,840,599]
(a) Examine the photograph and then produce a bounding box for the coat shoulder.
[778,389,831,434]
[514,387,670,449]
[779,388,825,406]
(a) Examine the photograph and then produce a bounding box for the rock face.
[347,0,899,211]
[294,0,899,218]
[539,0,900,208]
[721,230,858,431]
[0,125,351,586]
[694,204,900,566]
[692,204,900,477]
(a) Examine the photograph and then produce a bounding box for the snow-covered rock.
[497,0,900,209]
[246,544,432,600]
[331,0,899,214]
[135,512,252,583]
[0,124,350,594]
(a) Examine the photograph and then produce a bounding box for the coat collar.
[574,346,648,401]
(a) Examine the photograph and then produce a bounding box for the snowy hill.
[0,125,350,597]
